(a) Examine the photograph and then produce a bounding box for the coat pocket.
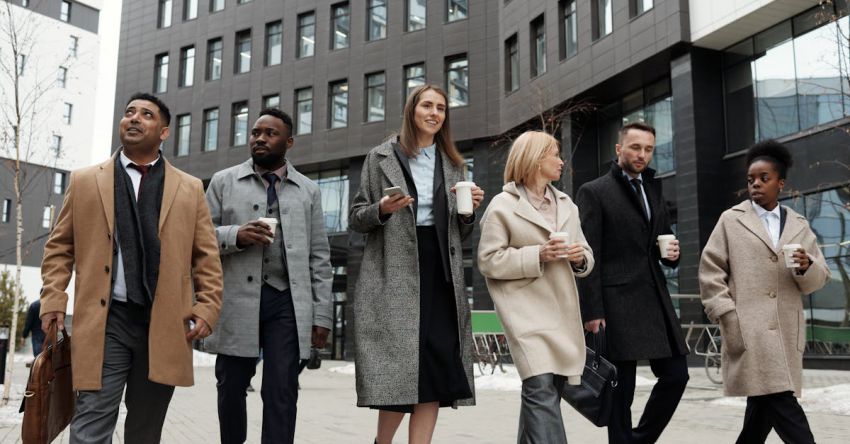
[720,310,747,355]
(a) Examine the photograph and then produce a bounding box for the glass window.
[210,0,225,12]
[231,102,249,146]
[184,0,198,20]
[531,15,546,77]
[263,94,280,109]
[624,96,674,175]
[203,108,219,151]
[368,0,387,41]
[22,0,29,7]
[312,170,349,233]
[69,36,78,58]
[445,56,469,107]
[176,114,191,157]
[206,38,223,80]
[332,3,350,50]
[63,103,72,124]
[2,199,11,223]
[51,135,62,153]
[447,0,467,22]
[365,72,386,122]
[56,66,67,88]
[42,206,52,228]
[158,0,171,28]
[329,81,349,129]
[235,30,251,74]
[794,18,845,129]
[295,88,313,135]
[560,0,577,60]
[53,172,66,194]
[407,0,426,32]
[180,46,195,87]
[505,34,518,92]
[595,0,612,39]
[154,54,168,93]
[237,0,251,3]
[632,0,653,17]
[265,21,282,66]
[60,1,70,22]
[298,12,316,58]
[754,23,798,140]
[404,63,426,99]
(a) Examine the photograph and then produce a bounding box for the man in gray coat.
[204,108,333,444]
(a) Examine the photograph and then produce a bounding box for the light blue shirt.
[112,150,160,302]
[409,144,436,226]
[622,170,651,221]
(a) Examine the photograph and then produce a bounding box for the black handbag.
[561,326,618,427]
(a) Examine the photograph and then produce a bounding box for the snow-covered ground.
[710,384,850,416]
[193,350,217,367]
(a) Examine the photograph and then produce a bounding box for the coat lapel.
[777,205,806,248]
[94,156,116,235]
[506,183,553,233]
[736,201,778,253]
[379,143,416,219]
[553,186,571,232]
[158,159,181,233]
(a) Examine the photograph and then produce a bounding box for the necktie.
[630,178,650,221]
[128,163,150,200]
[263,172,279,207]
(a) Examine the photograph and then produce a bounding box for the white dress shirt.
[752,201,781,249]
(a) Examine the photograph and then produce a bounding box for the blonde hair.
[503,131,560,185]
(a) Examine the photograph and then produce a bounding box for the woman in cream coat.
[478,131,593,444]
[699,140,829,444]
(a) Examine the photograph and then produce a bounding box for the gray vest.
[262,194,289,291]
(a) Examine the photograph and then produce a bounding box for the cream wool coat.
[699,200,829,397]
[478,182,593,381]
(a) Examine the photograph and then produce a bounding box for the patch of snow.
[193,350,218,367]
[474,365,522,391]
[328,363,356,375]
[635,375,657,387]
[709,384,850,416]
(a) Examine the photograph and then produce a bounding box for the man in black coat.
[22,299,46,357]
[576,122,689,444]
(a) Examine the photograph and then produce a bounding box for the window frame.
[364,71,386,122]
[203,108,220,152]
[206,38,223,81]
[295,87,314,135]
[530,14,546,78]
[179,46,195,87]
[367,0,388,41]
[331,2,351,50]
[328,80,349,129]
[231,102,249,146]
[175,113,192,157]
[154,53,168,93]
[265,21,283,66]
[445,54,469,108]
[234,29,252,74]
[297,11,316,58]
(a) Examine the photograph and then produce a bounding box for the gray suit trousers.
[517,373,568,444]
[70,301,175,444]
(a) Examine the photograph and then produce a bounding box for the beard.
[252,151,285,169]
[620,158,646,175]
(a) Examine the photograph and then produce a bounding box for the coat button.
[100,299,106,306]
[247,276,253,282]
[268,209,274,214]
[263,274,269,280]
[768,291,777,298]
[450,247,456,255]
[104,265,110,273]
[253,204,259,210]
[770,256,778,262]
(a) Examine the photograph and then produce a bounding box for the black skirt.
[373,226,471,413]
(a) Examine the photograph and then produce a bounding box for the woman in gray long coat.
[349,84,484,444]
[699,140,829,444]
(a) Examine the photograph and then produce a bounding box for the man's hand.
[584,318,606,333]
[311,325,330,349]
[186,316,211,342]
[40,311,65,332]
[664,239,680,261]
[378,193,414,216]
[235,220,273,248]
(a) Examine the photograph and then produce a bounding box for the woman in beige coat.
[699,140,829,444]
[478,131,593,444]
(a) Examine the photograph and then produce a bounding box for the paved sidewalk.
[1,357,849,443]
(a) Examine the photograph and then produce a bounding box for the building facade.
[113,0,850,364]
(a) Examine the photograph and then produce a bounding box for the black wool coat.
[575,162,688,361]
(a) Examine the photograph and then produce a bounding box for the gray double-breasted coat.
[203,159,333,359]
[349,138,476,407]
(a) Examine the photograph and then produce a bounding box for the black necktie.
[630,178,649,221]
[263,172,279,207]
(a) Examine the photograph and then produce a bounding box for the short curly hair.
[746,139,793,179]
[258,108,293,136]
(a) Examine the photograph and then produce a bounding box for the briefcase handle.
[40,320,68,373]
[587,326,608,371]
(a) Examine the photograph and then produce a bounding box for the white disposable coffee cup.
[258,217,278,243]
[549,232,570,258]
[455,181,475,216]
[782,243,802,268]
[657,234,676,259]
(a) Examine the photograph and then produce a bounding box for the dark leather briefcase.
[20,321,74,444]
[561,326,618,427]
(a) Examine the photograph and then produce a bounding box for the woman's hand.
[470,185,484,210]
[379,193,414,216]
[539,238,570,263]
[792,248,811,272]
[566,244,585,266]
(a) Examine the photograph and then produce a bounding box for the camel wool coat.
[40,155,223,390]
[699,200,829,397]
[478,182,593,381]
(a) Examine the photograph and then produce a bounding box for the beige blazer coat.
[699,200,829,397]
[40,154,223,390]
[478,182,593,381]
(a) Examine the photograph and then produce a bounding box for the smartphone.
[383,186,404,197]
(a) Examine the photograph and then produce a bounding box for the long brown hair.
[398,84,464,167]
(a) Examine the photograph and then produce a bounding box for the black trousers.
[216,286,300,444]
[737,391,815,444]
[608,355,689,444]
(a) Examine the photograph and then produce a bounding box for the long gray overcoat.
[349,138,476,407]
[203,159,333,359]
[699,200,829,397]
